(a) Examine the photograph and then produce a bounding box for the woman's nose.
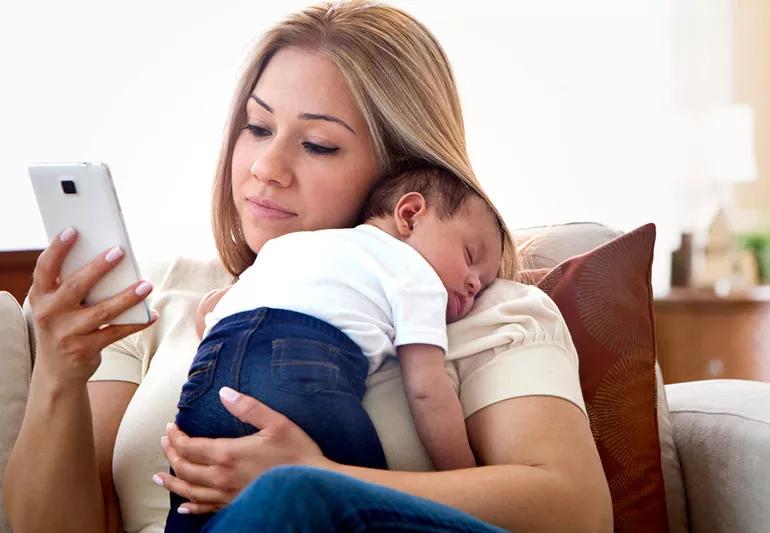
[250,139,294,188]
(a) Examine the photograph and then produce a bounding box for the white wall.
[2,0,724,294]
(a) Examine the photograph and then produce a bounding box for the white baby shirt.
[204,224,448,374]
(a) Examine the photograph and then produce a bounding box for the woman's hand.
[155,387,326,514]
[28,227,158,386]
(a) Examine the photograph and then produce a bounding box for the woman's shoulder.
[473,278,556,311]
[141,256,233,294]
[142,255,234,346]
[96,256,233,379]
[447,279,586,419]
[447,279,572,357]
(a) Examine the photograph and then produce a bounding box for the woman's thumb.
[218,386,280,429]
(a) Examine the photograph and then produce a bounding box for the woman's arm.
[5,369,137,533]
[5,375,107,533]
[4,228,156,533]
[313,396,612,532]
[398,344,475,470]
[160,390,612,532]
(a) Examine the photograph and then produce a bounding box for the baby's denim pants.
[165,307,387,533]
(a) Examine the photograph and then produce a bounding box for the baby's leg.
[167,308,387,532]
[243,334,387,469]
[166,333,250,533]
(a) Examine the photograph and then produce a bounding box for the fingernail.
[166,422,175,432]
[105,246,124,263]
[152,474,164,487]
[161,436,168,447]
[135,281,153,296]
[219,386,240,403]
[151,310,159,321]
[177,507,190,515]
[60,227,76,242]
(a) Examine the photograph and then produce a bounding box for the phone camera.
[61,180,77,195]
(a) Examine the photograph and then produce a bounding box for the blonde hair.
[212,0,519,279]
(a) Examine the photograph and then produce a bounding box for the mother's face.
[231,46,380,253]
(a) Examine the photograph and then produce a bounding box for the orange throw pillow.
[525,223,668,532]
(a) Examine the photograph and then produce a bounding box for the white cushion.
[0,291,32,532]
[657,364,689,533]
[513,221,623,268]
[666,379,770,533]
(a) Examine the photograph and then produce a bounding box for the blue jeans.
[200,465,509,532]
[166,308,387,533]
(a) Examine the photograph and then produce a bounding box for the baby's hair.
[361,166,495,223]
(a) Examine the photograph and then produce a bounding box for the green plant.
[740,232,770,284]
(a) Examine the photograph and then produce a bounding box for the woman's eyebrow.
[250,94,356,136]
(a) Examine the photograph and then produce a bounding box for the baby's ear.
[394,192,427,237]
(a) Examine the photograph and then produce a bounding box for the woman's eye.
[302,142,339,156]
[245,125,338,156]
[246,124,270,137]
[464,247,472,265]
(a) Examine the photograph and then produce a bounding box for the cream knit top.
[89,257,586,533]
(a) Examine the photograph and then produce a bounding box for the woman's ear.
[393,192,427,237]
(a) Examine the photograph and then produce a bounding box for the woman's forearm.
[307,459,603,533]
[4,368,106,533]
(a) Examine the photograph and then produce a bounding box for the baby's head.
[362,167,503,323]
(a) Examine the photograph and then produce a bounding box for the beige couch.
[2,222,769,532]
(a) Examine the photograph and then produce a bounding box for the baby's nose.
[467,277,480,295]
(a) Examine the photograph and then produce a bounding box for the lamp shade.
[700,104,759,184]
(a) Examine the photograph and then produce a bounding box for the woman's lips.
[246,196,297,220]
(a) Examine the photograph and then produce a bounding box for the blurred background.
[2,0,768,296]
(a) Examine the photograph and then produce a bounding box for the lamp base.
[692,206,758,292]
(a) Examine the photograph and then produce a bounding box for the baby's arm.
[397,344,476,470]
[195,286,232,339]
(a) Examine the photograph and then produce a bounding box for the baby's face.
[407,196,503,323]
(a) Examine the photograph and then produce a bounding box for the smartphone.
[28,161,151,325]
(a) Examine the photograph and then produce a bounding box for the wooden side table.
[654,287,770,384]
[0,249,44,304]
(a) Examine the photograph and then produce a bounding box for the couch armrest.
[0,291,33,533]
[665,379,770,533]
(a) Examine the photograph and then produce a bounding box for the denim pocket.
[271,338,340,395]
[178,340,223,407]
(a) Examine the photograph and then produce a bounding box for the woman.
[5,2,613,531]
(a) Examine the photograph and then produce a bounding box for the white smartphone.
[28,161,151,325]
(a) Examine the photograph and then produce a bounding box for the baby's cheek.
[463,297,476,319]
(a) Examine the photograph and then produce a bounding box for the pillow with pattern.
[518,223,668,533]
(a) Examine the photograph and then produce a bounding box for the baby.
[166,167,504,531]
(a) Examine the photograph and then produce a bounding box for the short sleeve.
[447,279,586,419]
[390,281,448,353]
[90,333,143,384]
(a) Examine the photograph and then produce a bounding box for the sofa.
[1,222,769,533]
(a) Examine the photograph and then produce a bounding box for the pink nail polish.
[177,507,191,514]
[60,227,76,242]
[105,246,124,263]
[135,281,153,296]
[219,387,240,403]
[152,474,164,487]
